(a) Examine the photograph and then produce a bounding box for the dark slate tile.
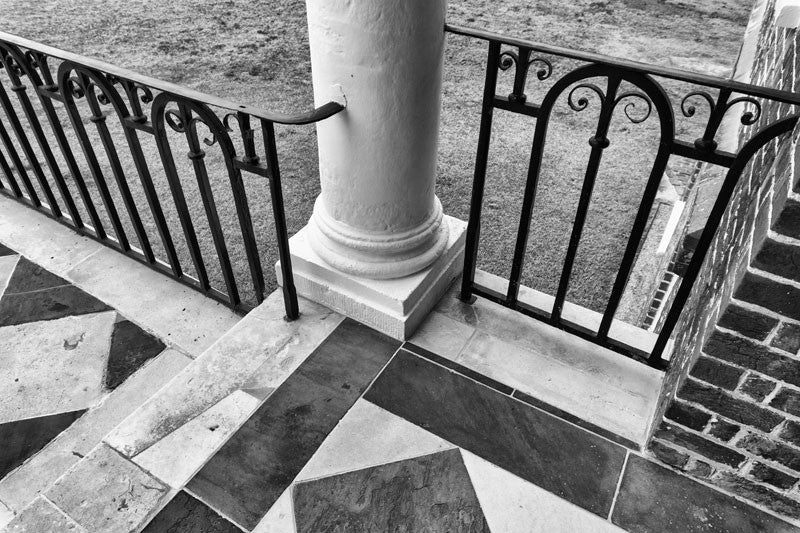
[365,350,627,517]
[735,272,800,322]
[0,285,111,327]
[0,409,85,479]
[141,490,240,533]
[293,449,489,533]
[612,454,800,533]
[754,238,800,284]
[774,199,800,241]
[718,304,778,341]
[186,318,400,530]
[0,243,14,257]
[404,343,514,395]
[105,319,166,390]
[3,257,69,295]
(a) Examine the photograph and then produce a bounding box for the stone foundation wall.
[649,0,800,521]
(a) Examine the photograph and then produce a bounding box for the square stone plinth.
[278,216,466,340]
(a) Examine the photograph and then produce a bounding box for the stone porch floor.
[0,202,799,532]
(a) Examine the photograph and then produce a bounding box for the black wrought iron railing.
[448,25,800,368]
[0,32,343,318]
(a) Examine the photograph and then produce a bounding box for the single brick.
[686,459,714,479]
[649,439,690,469]
[690,357,744,391]
[738,433,800,472]
[704,331,800,387]
[780,420,800,447]
[718,304,778,341]
[665,401,712,431]
[655,422,745,467]
[739,374,777,402]
[751,462,799,490]
[735,272,800,322]
[771,322,800,355]
[770,387,800,417]
[774,198,800,241]
[711,472,800,520]
[754,238,800,284]
[708,418,741,442]
[678,379,784,432]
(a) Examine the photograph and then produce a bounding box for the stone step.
[754,237,800,284]
[774,198,800,241]
[735,271,800,322]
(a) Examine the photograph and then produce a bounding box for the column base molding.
[278,216,466,340]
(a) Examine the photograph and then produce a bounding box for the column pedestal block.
[278,217,466,340]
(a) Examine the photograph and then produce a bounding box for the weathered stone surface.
[654,423,745,467]
[718,304,778,341]
[737,433,800,472]
[704,331,800,387]
[649,439,690,469]
[690,357,744,390]
[293,449,489,533]
[2,496,85,532]
[141,491,240,533]
[739,374,777,402]
[770,387,800,417]
[46,444,169,533]
[678,379,783,432]
[754,239,800,284]
[772,322,800,355]
[751,462,798,490]
[105,319,166,390]
[735,272,800,322]
[707,418,740,442]
[774,199,800,241]
[781,420,800,447]
[664,402,711,431]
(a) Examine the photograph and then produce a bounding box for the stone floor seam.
[608,450,630,520]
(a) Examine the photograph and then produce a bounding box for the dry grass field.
[1,0,753,311]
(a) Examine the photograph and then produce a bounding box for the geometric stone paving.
[0,246,167,508]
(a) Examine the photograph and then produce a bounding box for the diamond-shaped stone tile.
[105,319,166,390]
[3,257,69,295]
[292,448,489,532]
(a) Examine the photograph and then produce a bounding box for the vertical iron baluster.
[0,130,22,197]
[2,50,82,225]
[82,73,154,261]
[0,75,58,212]
[460,40,501,303]
[0,117,37,204]
[58,68,130,249]
[180,103,240,307]
[223,113,265,304]
[597,77,675,340]
[551,76,622,324]
[650,114,800,365]
[262,119,299,320]
[152,99,210,290]
[31,53,106,236]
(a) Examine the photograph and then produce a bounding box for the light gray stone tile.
[462,451,626,533]
[250,490,296,533]
[46,444,168,533]
[65,246,239,357]
[459,332,657,446]
[0,349,190,512]
[105,293,343,458]
[0,311,116,424]
[409,310,475,360]
[1,497,85,533]
[133,390,261,488]
[0,255,18,300]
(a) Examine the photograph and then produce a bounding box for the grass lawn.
[1,0,753,313]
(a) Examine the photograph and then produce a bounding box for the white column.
[305,0,450,279]
[280,0,466,339]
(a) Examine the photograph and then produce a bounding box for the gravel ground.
[1,0,754,311]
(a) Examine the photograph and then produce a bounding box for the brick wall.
[649,0,800,522]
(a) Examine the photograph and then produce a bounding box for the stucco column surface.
[305,0,450,280]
